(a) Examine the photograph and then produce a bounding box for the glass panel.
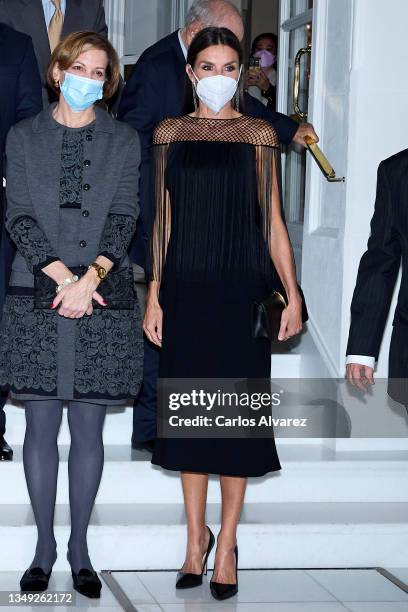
[283,21,312,225]
[124,0,173,57]
[290,0,313,18]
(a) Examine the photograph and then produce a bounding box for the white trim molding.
[104,0,125,61]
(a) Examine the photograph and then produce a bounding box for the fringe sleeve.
[255,142,288,263]
[147,142,171,282]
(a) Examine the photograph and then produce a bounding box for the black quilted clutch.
[34,265,136,310]
[253,282,308,341]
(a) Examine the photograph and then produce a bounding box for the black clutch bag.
[34,265,136,310]
[253,282,308,341]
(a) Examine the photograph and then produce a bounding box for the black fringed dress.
[149,114,283,477]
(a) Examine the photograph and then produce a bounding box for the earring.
[54,79,60,88]
[192,84,198,111]
[235,65,242,111]
[234,88,240,112]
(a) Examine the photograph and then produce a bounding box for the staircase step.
[0,502,406,571]
[1,445,407,505]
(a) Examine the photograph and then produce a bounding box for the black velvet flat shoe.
[71,568,102,599]
[0,437,13,461]
[20,567,52,592]
[210,544,238,601]
[131,437,155,453]
[176,525,215,589]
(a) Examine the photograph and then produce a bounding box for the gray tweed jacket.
[5,103,141,288]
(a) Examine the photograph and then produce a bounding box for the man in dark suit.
[118,0,319,450]
[346,153,408,409]
[0,23,43,460]
[0,0,108,105]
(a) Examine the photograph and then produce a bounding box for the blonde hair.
[47,31,120,100]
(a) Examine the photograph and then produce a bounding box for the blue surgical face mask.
[60,71,104,112]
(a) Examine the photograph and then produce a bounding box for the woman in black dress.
[143,27,303,601]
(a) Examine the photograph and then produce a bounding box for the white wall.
[301,0,352,376]
[303,0,408,377]
[341,0,408,377]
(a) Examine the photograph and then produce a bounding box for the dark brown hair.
[47,31,120,100]
[251,32,278,60]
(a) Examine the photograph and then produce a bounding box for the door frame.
[278,0,333,237]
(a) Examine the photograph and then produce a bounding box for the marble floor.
[0,567,406,611]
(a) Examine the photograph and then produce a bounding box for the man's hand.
[346,363,375,392]
[293,122,319,147]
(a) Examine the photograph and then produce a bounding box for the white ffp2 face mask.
[189,65,242,114]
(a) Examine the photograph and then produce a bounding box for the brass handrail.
[304,136,345,182]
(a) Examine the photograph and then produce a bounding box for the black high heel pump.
[176,525,215,589]
[210,544,238,600]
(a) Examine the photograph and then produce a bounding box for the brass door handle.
[293,44,345,182]
[293,44,311,119]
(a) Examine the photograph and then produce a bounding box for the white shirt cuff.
[346,355,375,368]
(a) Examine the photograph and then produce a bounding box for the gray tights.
[23,399,106,574]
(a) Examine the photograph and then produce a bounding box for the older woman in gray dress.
[0,32,143,598]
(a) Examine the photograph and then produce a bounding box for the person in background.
[0,0,108,106]
[117,0,319,453]
[346,153,408,412]
[0,23,43,462]
[246,32,278,109]
[0,31,142,598]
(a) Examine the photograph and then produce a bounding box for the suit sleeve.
[94,0,108,38]
[5,126,59,273]
[244,92,298,145]
[117,58,161,147]
[98,132,141,268]
[117,57,162,255]
[16,35,43,122]
[346,161,401,360]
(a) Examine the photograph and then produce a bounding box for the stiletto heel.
[176,525,215,589]
[210,544,238,601]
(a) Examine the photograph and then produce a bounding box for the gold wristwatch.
[88,262,107,280]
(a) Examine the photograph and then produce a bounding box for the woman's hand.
[245,68,270,92]
[278,293,303,341]
[143,298,163,347]
[52,271,107,318]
